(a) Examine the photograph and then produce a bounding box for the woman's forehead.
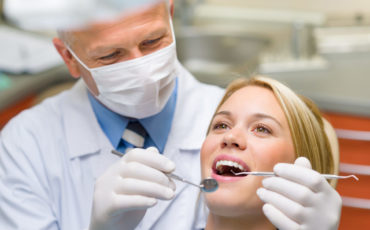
[223,86,277,108]
[219,86,287,121]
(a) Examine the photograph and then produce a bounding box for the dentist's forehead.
[84,3,169,32]
[67,2,169,45]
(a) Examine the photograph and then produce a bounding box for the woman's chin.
[205,190,263,217]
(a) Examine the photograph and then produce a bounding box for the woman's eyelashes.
[252,123,272,135]
[212,122,229,131]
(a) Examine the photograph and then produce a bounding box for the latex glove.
[257,157,342,230]
[88,147,176,230]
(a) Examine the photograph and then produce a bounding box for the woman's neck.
[205,212,275,230]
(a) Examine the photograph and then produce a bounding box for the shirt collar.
[141,79,177,152]
[88,78,178,153]
[88,92,128,149]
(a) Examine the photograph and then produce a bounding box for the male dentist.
[0,0,341,229]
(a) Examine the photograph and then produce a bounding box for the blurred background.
[0,0,369,228]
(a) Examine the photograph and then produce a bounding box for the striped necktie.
[120,121,147,152]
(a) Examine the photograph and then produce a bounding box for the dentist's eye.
[99,51,120,61]
[142,37,162,47]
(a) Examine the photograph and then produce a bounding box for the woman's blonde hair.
[210,76,335,186]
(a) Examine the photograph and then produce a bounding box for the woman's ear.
[52,38,81,78]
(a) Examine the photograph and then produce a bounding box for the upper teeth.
[216,160,245,171]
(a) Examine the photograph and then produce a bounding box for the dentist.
[0,0,342,230]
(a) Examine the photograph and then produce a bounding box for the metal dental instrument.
[111,150,219,192]
[231,171,359,181]
[167,173,218,193]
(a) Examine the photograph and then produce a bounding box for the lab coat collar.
[172,62,215,151]
[62,80,107,159]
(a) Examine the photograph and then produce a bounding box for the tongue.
[217,165,246,177]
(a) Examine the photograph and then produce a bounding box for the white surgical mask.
[67,22,177,119]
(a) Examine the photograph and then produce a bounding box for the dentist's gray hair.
[57,0,170,47]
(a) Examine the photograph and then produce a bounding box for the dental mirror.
[168,173,218,193]
[200,178,219,192]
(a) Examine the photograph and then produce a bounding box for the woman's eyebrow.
[253,113,282,128]
[214,110,231,117]
[213,111,282,127]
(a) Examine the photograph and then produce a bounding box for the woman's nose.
[221,127,247,150]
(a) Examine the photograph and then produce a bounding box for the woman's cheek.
[200,135,218,175]
[200,137,212,162]
[254,140,295,171]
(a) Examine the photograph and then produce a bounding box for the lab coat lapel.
[62,80,118,179]
[63,80,101,159]
[139,62,215,229]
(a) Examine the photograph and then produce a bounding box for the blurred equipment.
[3,0,163,30]
[0,0,4,20]
[0,72,11,90]
[0,25,63,74]
[176,27,269,87]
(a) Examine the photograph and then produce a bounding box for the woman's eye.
[213,123,229,130]
[254,125,271,134]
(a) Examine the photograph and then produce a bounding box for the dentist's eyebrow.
[253,113,282,128]
[143,28,167,40]
[87,46,119,58]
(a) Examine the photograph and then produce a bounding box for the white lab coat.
[0,62,224,230]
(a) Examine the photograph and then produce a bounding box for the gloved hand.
[88,147,176,230]
[257,157,342,230]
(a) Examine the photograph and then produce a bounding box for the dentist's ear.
[52,38,81,78]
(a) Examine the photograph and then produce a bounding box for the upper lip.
[212,154,250,174]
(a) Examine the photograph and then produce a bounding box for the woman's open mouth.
[212,155,250,180]
[215,160,247,176]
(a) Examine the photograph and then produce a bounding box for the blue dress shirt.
[88,79,178,154]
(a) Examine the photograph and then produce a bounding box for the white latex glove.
[88,147,176,230]
[257,157,342,230]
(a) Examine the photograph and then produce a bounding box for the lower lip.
[211,171,247,182]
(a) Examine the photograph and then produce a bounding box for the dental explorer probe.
[231,171,359,181]
[111,150,219,192]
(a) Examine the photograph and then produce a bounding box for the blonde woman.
[201,76,341,230]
